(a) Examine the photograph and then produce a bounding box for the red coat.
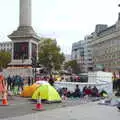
[85,89,92,95]
[0,75,5,92]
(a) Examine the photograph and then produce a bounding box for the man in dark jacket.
[48,75,54,86]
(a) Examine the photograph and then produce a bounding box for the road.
[0,96,120,120]
[0,96,90,119]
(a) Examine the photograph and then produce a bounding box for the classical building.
[89,13,120,75]
[71,40,85,72]
[0,41,12,53]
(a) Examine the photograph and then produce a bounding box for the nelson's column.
[6,0,40,77]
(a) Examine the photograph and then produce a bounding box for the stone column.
[20,0,31,26]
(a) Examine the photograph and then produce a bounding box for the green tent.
[32,84,61,102]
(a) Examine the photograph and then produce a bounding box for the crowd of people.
[0,72,109,100]
[6,75,24,92]
[0,73,55,97]
[5,74,55,94]
[58,85,108,98]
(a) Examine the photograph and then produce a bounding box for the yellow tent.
[21,84,40,97]
[32,84,61,102]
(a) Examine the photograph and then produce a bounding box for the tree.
[0,50,11,70]
[64,60,80,74]
[38,38,65,71]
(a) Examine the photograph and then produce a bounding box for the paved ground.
[0,96,91,119]
[0,96,120,120]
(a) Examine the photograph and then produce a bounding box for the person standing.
[20,77,24,91]
[31,77,34,84]
[0,74,6,95]
[48,74,54,86]
[28,77,31,86]
[7,75,12,90]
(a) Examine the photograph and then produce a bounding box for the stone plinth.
[8,0,40,69]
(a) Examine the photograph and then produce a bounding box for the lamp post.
[34,58,37,81]
[31,56,37,81]
[48,55,53,75]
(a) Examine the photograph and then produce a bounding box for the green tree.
[38,38,65,71]
[0,50,11,70]
[64,60,80,74]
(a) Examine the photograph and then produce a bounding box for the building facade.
[89,13,120,75]
[84,34,94,72]
[0,41,12,53]
[71,40,85,72]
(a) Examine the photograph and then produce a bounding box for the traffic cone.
[0,91,8,106]
[33,98,44,111]
[2,99,8,105]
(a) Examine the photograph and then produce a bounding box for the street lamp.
[48,54,53,75]
[31,57,37,80]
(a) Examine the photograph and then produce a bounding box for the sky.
[0,0,119,54]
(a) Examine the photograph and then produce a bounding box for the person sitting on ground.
[63,87,68,97]
[82,85,87,96]
[57,88,62,96]
[58,87,65,97]
[67,90,72,98]
[84,86,92,96]
[91,86,99,97]
[73,84,81,98]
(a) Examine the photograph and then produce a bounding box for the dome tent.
[21,84,40,97]
[32,84,61,103]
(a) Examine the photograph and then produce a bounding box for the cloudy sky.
[0,0,119,54]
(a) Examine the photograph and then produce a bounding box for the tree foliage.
[0,50,11,69]
[64,60,80,74]
[38,38,65,70]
